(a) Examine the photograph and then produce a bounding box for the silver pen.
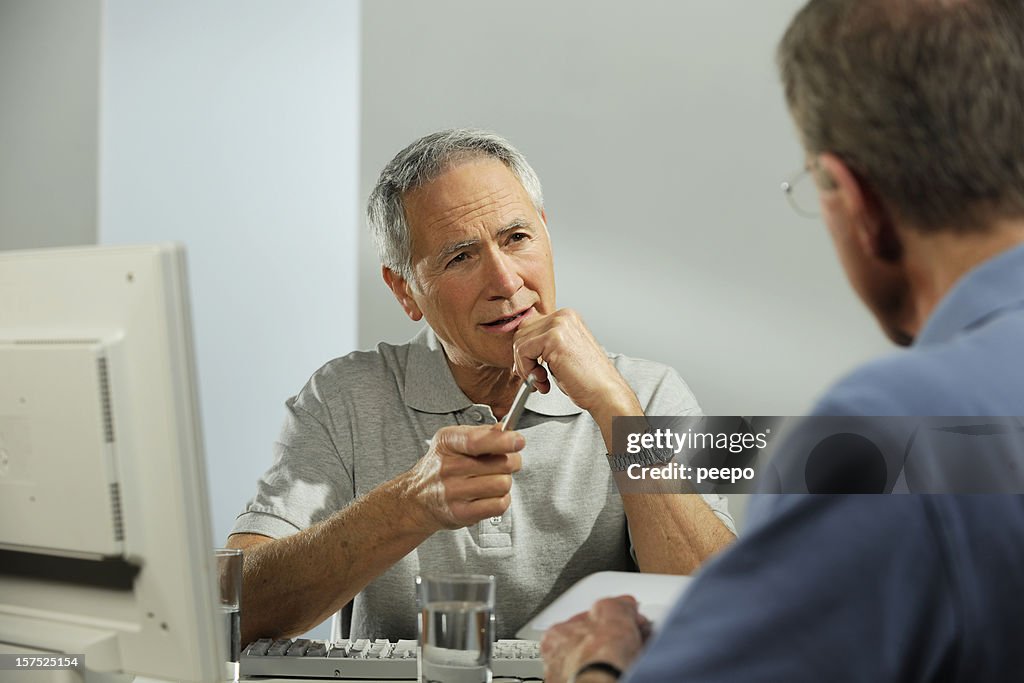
[489,375,536,526]
[501,374,537,432]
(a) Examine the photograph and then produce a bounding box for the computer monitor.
[0,244,223,683]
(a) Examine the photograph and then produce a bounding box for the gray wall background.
[99,0,361,548]
[0,0,100,250]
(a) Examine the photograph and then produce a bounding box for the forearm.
[590,388,734,573]
[230,474,432,643]
[621,492,735,573]
[587,382,645,455]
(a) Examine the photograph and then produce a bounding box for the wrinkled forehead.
[402,157,537,244]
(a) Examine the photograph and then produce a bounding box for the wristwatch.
[607,443,671,472]
[571,661,622,682]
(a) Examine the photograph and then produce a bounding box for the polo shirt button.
[469,410,483,423]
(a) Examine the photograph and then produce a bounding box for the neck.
[900,218,1024,336]
[445,356,522,419]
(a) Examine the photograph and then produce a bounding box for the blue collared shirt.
[626,244,1024,682]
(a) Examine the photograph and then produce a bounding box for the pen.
[501,374,537,432]
[490,374,536,527]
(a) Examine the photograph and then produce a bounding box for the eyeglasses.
[781,167,820,218]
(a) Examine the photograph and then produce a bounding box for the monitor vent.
[97,357,115,444]
[109,482,125,542]
[14,338,100,345]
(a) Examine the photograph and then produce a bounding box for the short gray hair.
[778,0,1024,232]
[367,129,544,280]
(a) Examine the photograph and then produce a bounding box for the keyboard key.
[244,638,272,656]
[366,639,389,658]
[327,639,350,657]
[241,636,545,680]
[393,639,417,659]
[349,638,369,657]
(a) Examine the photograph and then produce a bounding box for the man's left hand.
[540,595,651,683]
[512,309,635,415]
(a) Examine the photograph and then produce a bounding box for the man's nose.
[484,250,524,300]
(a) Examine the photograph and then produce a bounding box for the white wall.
[99,0,361,554]
[0,0,100,250]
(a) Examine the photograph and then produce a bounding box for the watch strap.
[608,444,671,472]
[572,661,623,682]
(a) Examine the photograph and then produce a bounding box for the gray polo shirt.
[233,328,733,639]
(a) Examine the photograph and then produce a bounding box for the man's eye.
[509,232,530,243]
[446,253,469,268]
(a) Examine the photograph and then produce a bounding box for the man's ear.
[382,266,423,322]
[817,153,902,263]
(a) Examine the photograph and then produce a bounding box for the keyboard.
[241,636,545,680]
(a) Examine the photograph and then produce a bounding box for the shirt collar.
[917,243,1024,346]
[403,327,583,417]
[404,328,473,413]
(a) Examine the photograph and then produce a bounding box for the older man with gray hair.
[228,129,735,643]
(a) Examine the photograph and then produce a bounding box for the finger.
[511,317,548,364]
[529,364,550,393]
[512,335,552,393]
[441,452,522,478]
[513,309,553,336]
[591,595,638,619]
[463,426,525,454]
[539,632,556,659]
[539,627,567,659]
[539,615,585,655]
[512,346,544,390]
[445,473,514,501]
[435,425,524,456]
[638,616,653,642]
[474,451,523,473]
[449,494,511,524]
[514,315,587,395]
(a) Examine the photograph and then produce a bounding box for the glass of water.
[215,548,243,683]
[416,574,495,683]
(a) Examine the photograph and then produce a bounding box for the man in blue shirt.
[541,0,1024,681]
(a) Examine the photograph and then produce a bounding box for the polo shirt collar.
[404,328,473,413]
[917,243,1024,346]
[403,327,583,417]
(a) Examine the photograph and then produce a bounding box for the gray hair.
[778,0,1024,232]
[367,129,544,281]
